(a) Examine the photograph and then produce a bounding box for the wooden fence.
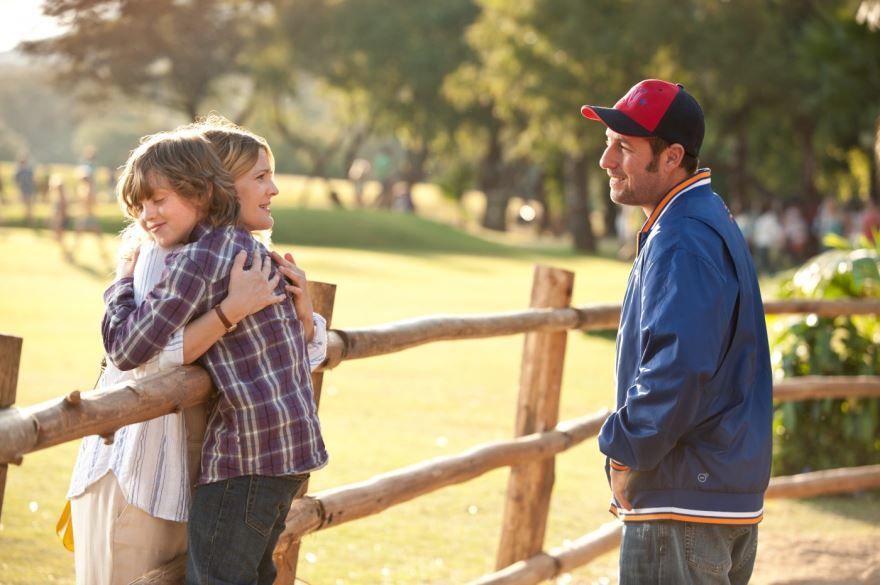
[1,265,880,585]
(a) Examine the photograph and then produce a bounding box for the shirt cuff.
[307,313,328,372]
[103,277,135,306]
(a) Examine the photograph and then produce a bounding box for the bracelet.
[214,304,238,333]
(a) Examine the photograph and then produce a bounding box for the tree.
[277,0,481,204]
[22,0,265,120]
[457,0,668,250]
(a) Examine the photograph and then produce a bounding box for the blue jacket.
[598,170,772,525]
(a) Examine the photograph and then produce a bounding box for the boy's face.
[235,148,278,232]
[139,176,204,248]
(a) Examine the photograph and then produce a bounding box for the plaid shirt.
[102,223,328,483]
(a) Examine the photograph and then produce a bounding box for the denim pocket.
[685,523,739,575]
[244,476,283,537]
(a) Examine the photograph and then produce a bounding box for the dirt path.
[752,533,880,585]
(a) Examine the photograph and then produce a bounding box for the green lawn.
[0,200,878,584]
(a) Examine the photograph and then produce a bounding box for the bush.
[770,238,880,475]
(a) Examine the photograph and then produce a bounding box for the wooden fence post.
[273,281,337,585]
[0,334,23,521]
[496,265,574,569]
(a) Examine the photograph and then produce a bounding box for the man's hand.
[610,465,633,511]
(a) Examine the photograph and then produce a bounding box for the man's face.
[599,128,668,213]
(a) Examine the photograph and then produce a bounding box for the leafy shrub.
[770,238,880,475]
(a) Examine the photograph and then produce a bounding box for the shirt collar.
[187,221,213,244]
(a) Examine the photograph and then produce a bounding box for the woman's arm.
[181,250,285,364]
[270,251,328,370]
[270,251,315,341]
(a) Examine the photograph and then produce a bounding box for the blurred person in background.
[814,197,846,250]
[782,202,809,266]
[14,153,36,224]
[47,174,71,257]
[348,157,371,207]
[71,167,111,264]
[753,202,784,273]
[861,198,880,243]
[844,198,864,245]
[732,200,756,255]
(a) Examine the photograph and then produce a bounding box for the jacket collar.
[636,169,712,255]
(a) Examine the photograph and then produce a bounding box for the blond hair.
[184,114,274,180]
[184,114,276,245]
[117,129,240,227]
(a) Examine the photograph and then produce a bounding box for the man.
[581,79,773,585]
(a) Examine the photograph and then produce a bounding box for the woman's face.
[235,148,279,231]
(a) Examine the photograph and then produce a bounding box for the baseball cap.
[580,79,704,158]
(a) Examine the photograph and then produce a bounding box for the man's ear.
[666,144,686,170]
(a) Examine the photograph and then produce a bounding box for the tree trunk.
[601,192,616,240]
[872,116,880,201]
[733,110,750,209]
[797,117,819,204]
[340,127,371,178]
[563,153,595,252]
[403,145,429,186]
[479,125,508,232]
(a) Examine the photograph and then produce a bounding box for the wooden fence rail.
[277,410,607,546]
[321,299,880,368]
[473,463,880,585]
[1,277,879,585]
[2,372,879,468]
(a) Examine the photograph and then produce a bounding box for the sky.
[0,0,64,53]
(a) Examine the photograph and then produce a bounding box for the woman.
[67,124,327,585]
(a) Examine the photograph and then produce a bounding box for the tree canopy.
[10,0,880,249]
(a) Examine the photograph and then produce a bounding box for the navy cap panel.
[652,91,704,157]
[589,107,653,137]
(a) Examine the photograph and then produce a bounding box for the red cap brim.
[580,105,601,121]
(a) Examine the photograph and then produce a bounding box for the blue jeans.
[619,521,758,585]
[186,474,307,585]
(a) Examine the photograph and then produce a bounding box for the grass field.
[0,196,878,585]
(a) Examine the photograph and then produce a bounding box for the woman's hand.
[219,251,285,324]
[270,250,316,341]
[116,245,141,280]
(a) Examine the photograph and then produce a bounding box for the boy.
[101,129,328,584]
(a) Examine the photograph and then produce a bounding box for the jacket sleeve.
[598,246,736,471]
[102,254,208,371]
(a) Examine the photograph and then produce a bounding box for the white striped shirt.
[68,240,328,521]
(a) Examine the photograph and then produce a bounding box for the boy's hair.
[117,129,240,227]
[185,114,274,181]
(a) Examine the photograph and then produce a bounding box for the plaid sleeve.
[102,256,208,371]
